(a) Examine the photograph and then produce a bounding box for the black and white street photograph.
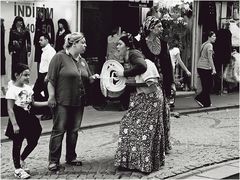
[1,0,239,179]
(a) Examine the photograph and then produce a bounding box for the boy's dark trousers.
[33,72,51,117]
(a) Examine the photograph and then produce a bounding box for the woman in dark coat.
[55,19,71,52]
[33,10,55,70]
[140,16,175,153]
[8,16,31,73]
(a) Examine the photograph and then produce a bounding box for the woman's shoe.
[66,159,82,166]
[194,98,204,107]
[48,162,59,171]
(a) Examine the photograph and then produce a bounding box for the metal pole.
[221,64,223,95]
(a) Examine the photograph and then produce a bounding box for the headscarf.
[119,33,135,49]
[143,16,161,37]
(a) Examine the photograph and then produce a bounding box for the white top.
[5,84,33,111]
[169,47,180,70]
[135,59,159,84]
[39,44,56,73]
[229,22,240,47]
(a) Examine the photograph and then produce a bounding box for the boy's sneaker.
[14,168,30,179]
[20,160,30,173]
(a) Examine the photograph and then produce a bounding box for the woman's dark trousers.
[196,68,213,107]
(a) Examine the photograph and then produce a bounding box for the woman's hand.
[186,70,191,77]
[12,123,20,134]
[212,69,216,75]
[27,52,31,57]
[90,74,100,80]
[115,69,124,77]
[171,83,176,92]
[48,96,56,108]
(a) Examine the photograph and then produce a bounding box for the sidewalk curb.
[1,105,239,143]
[178,104,239,115]
[170,158,239,179]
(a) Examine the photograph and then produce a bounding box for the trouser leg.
[48,105,67,163]
[65,105,84,161]
[12,135,24,169]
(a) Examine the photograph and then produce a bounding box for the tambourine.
[100,60,126,98]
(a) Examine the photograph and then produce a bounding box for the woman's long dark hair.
[11,16,26,29]
[57,19,71,33]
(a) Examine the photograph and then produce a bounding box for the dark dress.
[5,105,42,141]
[8,28,31,71]
[55,30,71,52]
[34,18,55,63]
[140,38,174,152]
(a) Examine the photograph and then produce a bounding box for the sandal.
[48,162,59,171]
[66,159,82,166]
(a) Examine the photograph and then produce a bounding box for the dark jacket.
[33,18,55,62]
[140,38,174,97]
[55,29,71,52]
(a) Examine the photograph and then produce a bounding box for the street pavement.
[1,92,239,140]
[1,108,239,179]
[0,91,239,179]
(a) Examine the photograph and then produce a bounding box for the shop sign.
[14,2,53,33]
[129,0,153,8]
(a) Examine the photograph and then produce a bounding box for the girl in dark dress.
[5,63,47,179]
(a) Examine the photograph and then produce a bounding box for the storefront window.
[0,0,77,88]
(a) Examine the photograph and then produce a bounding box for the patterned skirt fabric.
[115,88,165,173]
[163,95,171,152]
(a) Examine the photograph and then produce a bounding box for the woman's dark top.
[8,28,31,65]
[140,38,174,97]
[34,18,55,62]
[55,29,71,52]
[123,49,147,77]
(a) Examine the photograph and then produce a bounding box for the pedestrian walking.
[169,34,191,107]
[55,18,71,52]
[114,34,165,174]
[140,16,175,153]
[8,16,31,74]
[47,32,99,171]
[195,31,216,107]
[33,33,56,120]
[5,63,47,179]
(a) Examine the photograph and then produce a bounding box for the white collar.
[42,43,51,51]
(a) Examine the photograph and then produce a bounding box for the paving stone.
[197,165,239,179]
[1,109,239,179]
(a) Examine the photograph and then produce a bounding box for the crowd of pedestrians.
[2,5,234,179]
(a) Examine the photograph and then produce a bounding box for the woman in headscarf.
[114,34,165,174]
[140,16,175,153]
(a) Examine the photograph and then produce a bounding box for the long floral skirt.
[163,95,171,152]
[114,88,165,173]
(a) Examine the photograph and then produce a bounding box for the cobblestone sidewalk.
[1,109,239,179]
